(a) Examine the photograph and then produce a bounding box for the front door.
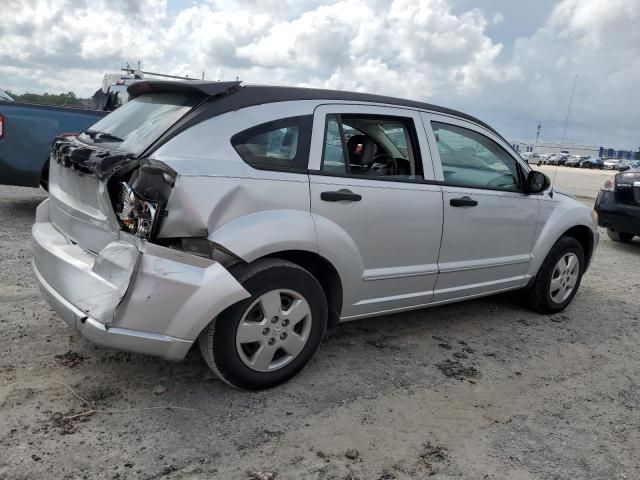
[421,113,540,302]
[308,104,443,319]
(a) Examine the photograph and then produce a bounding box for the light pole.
[535,123,541,152]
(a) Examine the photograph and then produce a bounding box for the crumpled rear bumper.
[32,199,250,361]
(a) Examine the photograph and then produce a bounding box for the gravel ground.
[1,180,639,480]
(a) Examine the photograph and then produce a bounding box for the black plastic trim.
[127,80,241,100]
[320,190,362,202]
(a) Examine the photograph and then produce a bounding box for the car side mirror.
[525,170,550,194]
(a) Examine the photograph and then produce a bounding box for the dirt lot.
[535,165,611,199]
[1,178,639,480]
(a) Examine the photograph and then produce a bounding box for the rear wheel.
[523,236,585,313]
[606,228,634,243]
[199,258,327,390]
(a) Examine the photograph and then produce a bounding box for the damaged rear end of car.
[32,81,250,361]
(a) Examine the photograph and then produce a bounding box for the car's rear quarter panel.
[153,102,319,245]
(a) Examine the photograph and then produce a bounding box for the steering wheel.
[372,154,397,175]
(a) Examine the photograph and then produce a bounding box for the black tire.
[199,258,327,390]
[606,228,634,243]
[523,236,585,314]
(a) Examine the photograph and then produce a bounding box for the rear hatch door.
[47,85,223,253]
[616,170,640,207]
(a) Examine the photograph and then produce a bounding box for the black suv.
[595,169,640,242]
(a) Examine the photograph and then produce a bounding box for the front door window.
[432,122,521,191]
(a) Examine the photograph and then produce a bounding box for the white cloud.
[0,0,637,148]
[502,0,639,147]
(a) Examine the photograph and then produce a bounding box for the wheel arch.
[561,225,595,269]
[528,198,598,280]
[261,250,343,335]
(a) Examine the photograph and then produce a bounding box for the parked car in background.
[520,152,538,164]
[604,158,621,170]
[579,157,604,169]
[0,100,107,188]
[520,152,540,165]
[595,168,640,242]
[617,159,640,172]
[1,68,196,189]
[548,154,568,166]
[88,72,142,111]
[565,155,583,167]
[547,154,560,165]
[538,154,551,165]
[32,80,599,389]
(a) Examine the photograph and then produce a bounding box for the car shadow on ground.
[61,291,532,400]
[608,238,640,252]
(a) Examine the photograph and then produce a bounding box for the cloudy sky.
[1,0,638,148]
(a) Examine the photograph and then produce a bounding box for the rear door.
[421,112,540,302]
[308,104,444,319]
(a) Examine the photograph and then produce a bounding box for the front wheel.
[523,236,585,314]
[199,258,328,390]
[606,228,634,243]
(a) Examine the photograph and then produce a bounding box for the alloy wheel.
[549,253,579,304]
[235,289,312,372]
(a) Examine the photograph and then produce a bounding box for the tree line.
[7,91,88,108]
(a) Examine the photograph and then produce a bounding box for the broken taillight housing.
[115,182,159,239]
[111,160,175,240]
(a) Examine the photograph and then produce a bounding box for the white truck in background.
[89,66,198,111]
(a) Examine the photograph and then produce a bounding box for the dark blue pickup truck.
[0,97,106,188]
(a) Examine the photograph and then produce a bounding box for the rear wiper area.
[84,130,125,143]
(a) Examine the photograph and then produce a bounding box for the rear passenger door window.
[320,114,423,181]
[231,115,312,171]
[432,122,521,191]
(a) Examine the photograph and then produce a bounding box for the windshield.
[78,92,199,155]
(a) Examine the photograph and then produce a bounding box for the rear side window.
[232,115,312,171]
[320,114,423,181]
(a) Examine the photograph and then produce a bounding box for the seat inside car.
[347,134,376,172]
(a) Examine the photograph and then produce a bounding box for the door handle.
[450,196,478,207]
[320,189,362,202]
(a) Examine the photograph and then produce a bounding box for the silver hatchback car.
[33,81,598,389]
